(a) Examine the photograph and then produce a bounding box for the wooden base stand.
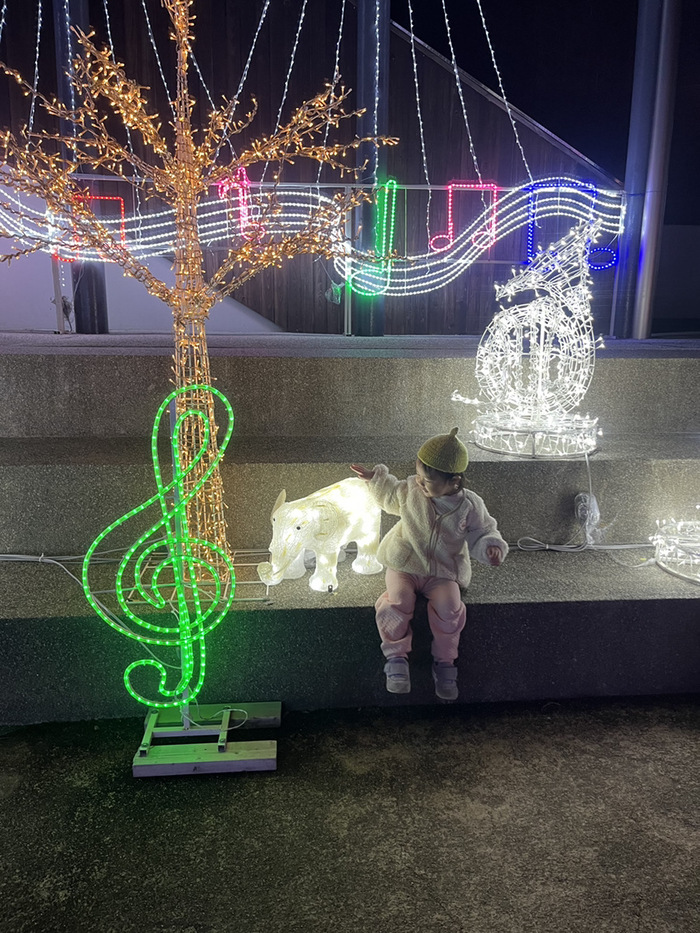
[132,702,281,777]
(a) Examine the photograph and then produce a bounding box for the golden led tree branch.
[0,0,396,574]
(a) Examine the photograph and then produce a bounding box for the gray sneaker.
[432,662,458,701]
[384,657,411,694]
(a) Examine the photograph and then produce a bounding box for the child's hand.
[350,463,375,481]
[486,545,504,567]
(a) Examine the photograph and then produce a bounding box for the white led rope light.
[260,0,308,186]
[406,0,433,243]
[315,0,346,184]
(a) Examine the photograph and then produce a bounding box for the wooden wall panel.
[0,0,621,334]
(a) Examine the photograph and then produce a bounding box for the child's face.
[415,459,458,498]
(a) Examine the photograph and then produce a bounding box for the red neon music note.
[53,193,126,263]
[428,182,499,252]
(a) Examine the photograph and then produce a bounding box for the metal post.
[611,0,681,338]
[632,0,681,338]
[52,0,109,334]
[354,0,390,336]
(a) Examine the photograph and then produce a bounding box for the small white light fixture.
[651,508,700,584]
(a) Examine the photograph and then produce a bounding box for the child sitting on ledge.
[351,427,507,701]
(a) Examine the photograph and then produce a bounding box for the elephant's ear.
[272,489,287,517]
[316,501,340,538]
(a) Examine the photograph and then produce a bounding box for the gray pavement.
[1,696,698,933]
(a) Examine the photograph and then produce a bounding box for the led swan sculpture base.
[257,478,383,593]
[456,224,600,459]
[651,513,700,585]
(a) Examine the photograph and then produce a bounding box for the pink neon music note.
[428,182,499,252]
[217,166,264,241]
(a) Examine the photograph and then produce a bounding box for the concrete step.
[1,547,697,725]
[0,433,696,554]
[1,334,697,726]
[0,335,698,438]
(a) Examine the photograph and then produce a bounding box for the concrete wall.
[0,250,280,335]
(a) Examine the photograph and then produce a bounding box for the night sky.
[390,0,700,224]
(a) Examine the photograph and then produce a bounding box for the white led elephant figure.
[257,478,383,592]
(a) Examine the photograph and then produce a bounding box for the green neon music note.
[349,178,398,296]
[82,385,235,708]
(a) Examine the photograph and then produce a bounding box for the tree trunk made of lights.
[171,23,230,587]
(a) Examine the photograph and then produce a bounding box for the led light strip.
[316,0,346,184]
[407,0,432,241]
[474,0,533,184]
[261,0,308,185]
[27,0,42,135]
[209,0,271,169]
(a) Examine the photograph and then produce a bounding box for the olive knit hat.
[418,427,468,474]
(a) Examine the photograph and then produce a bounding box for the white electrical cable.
[514,452,658,562]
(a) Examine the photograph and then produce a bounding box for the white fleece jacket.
[369,464,508,588]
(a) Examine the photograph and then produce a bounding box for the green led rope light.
[350,178,398,296]
[82,385,235,708]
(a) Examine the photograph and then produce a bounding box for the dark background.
[391,0,699,224]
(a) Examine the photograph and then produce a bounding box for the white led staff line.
[334,186,624,295]
[0,176,623,240]
[2,183,623,256]
[1,179,624,293]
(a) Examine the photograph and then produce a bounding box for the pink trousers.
[375,569,466,663]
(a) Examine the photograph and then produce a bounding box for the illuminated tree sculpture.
[454,222,601,458]
[0,0,395,585]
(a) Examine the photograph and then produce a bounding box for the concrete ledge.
[0,433,697,552]
[0,344,698,438]
[1,550,697,725]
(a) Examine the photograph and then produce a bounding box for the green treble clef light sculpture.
[82,384,235,710]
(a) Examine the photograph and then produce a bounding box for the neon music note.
[52,193,126,262]
[348,178,398,296]
[429,182,499,252]
[217,166,264,240]
[82,385,235,709]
